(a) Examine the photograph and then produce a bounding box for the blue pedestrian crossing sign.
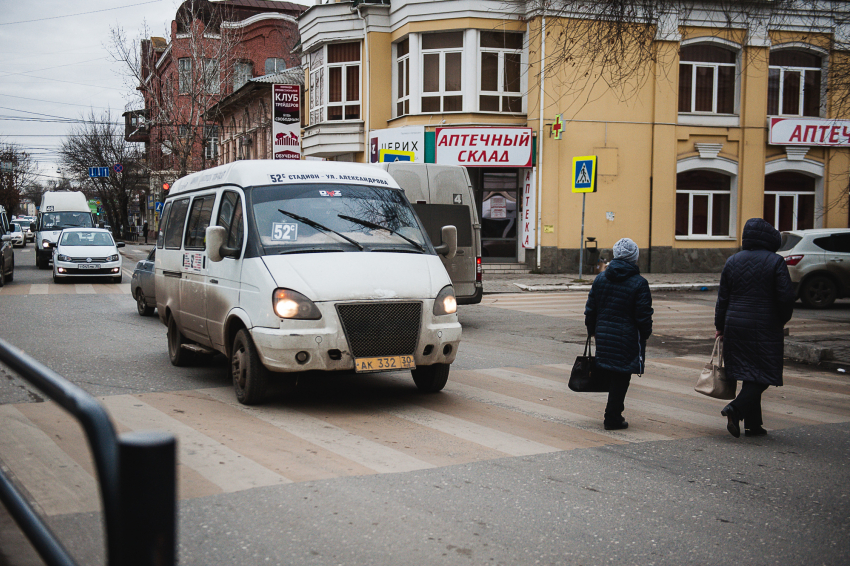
[88,167,110,178]
[571,156,597,193]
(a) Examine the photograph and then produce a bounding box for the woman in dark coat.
[585,238,654,430]
[715,218,796,438]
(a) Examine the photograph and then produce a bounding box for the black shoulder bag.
[568,336,610,392]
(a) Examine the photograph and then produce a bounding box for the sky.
[0,0,309,185]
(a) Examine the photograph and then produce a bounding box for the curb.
[785,340,835,365]
[512,283,720,293]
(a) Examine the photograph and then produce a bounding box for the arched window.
[676,170,732,237]
[764,172,815,231]
[768,49,822,117]
[679,44,736,114]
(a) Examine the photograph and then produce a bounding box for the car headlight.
[433,285,458,315]
[107,254,119,262]
[272,289,322,320]
[57,254,71,262]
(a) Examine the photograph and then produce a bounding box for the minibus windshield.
[39,212,94,230]
[252,184,430,254]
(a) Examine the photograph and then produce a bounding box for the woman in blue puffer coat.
[715,218,795,438]
[585,238,654,430]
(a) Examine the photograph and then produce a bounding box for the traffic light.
[162,182,170,191]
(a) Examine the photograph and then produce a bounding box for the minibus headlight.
[42,239,51,248]
[433,285,457,316]
[272,289,322,320]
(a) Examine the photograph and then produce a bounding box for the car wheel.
[113,273,123,284]
[0,262,5,287]
[6,259,12,283]
[231,328,270,405]
[53,271,62,284]
[167,314,193,367]
[800,275,838,309]
[136,290,154,316]
[411,363,450,393]
[37,255,48,270]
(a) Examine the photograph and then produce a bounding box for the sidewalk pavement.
[482,271,850,369]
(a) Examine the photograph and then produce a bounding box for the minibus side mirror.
[206,226,227,262]
[434,225,457,259]
[30,222,37,232]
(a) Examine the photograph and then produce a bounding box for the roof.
[168,160,400,195]
[217,0,306,12]
[249,67,304,85]
[204,66,303,118]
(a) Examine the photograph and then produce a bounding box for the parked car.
[12,219,33,243]
[51,228,124,284]
[8,223,25,247]
[131,248,156,316]
[0,223,14,286]
[778,228,850,308]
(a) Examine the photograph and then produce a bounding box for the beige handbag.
[695,337,736,400]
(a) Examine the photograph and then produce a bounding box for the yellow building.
[298,0,850,273]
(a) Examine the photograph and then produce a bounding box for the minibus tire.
[167,315,193,367]
[411,363,450,393]
[231,329,269,405]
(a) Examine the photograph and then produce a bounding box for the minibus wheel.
[231,329,269,405]
[167,314,193,366]
[411,363,450,393]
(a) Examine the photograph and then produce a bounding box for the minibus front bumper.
[250,301,461,373]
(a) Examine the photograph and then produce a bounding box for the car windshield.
[60,231,114,247]
[40,211,93,230]
[251,184,429,254]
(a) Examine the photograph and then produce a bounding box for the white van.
[33,191,95,269]
[377,163,483,304]
[155,160,462,405]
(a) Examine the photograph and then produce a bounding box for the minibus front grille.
[336,302,422,358]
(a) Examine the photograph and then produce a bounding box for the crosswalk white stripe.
[75,284,96,294]
[29,284,48,295]
[200,387,435,474]
[448,380,671,443]
[382,404,558,456]
[0,405,99,516]
[100,395,290,491]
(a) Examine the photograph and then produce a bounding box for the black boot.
[721,405,740,438]
[744,426,767,437]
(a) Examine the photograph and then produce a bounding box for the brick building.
[124,0,305,229]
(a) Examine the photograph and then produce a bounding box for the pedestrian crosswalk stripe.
[201,387,435,474]
[101,395,291,492]
[0,283,131,295]
[0,405,99,516]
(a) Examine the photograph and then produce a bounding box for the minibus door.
[179,195,215,345]
[206,190,245,351]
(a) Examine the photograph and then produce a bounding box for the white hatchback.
[52,228,125,283]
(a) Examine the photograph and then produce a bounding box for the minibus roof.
[168,160,401,197]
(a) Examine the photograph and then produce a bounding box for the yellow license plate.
[354,355,415,373]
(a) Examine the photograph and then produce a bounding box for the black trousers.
[597,367,631,424]
[729,381,769,428]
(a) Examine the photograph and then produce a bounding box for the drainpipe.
[355,3,370,162]
[536,6,546,270]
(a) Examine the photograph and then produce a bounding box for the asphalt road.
[1,249,848,566]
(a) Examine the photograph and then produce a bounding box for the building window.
[265,58,287,75]
[233,61,252,90]
[204,125,219,161]
[203,58,219,94]
[327,43,360,121]
[309,49,324,124]
[479,31,523,113]
[767,50,822,117]
[764,172,815,231]
[178,58,191,93]
[678,44,736,114]
[421,31,463,113]
[396,38,410,117]
[675,170,731,237]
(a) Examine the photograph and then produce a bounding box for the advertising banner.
[521,168,536,249]
[272,84,301,160]
[370,126,425,163]
[435,127,533,167]
[769,117,850,147]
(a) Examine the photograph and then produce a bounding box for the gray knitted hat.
[613,238,639,264]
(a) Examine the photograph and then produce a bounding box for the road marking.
[201,387,435,474]
[100,395,290,492]
[75,284,96,294]
[0,405,99,516]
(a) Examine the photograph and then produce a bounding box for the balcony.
[122,109,150,143]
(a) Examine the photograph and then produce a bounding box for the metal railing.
[0,337,176,566]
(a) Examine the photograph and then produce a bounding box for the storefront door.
[473,169,518,262]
